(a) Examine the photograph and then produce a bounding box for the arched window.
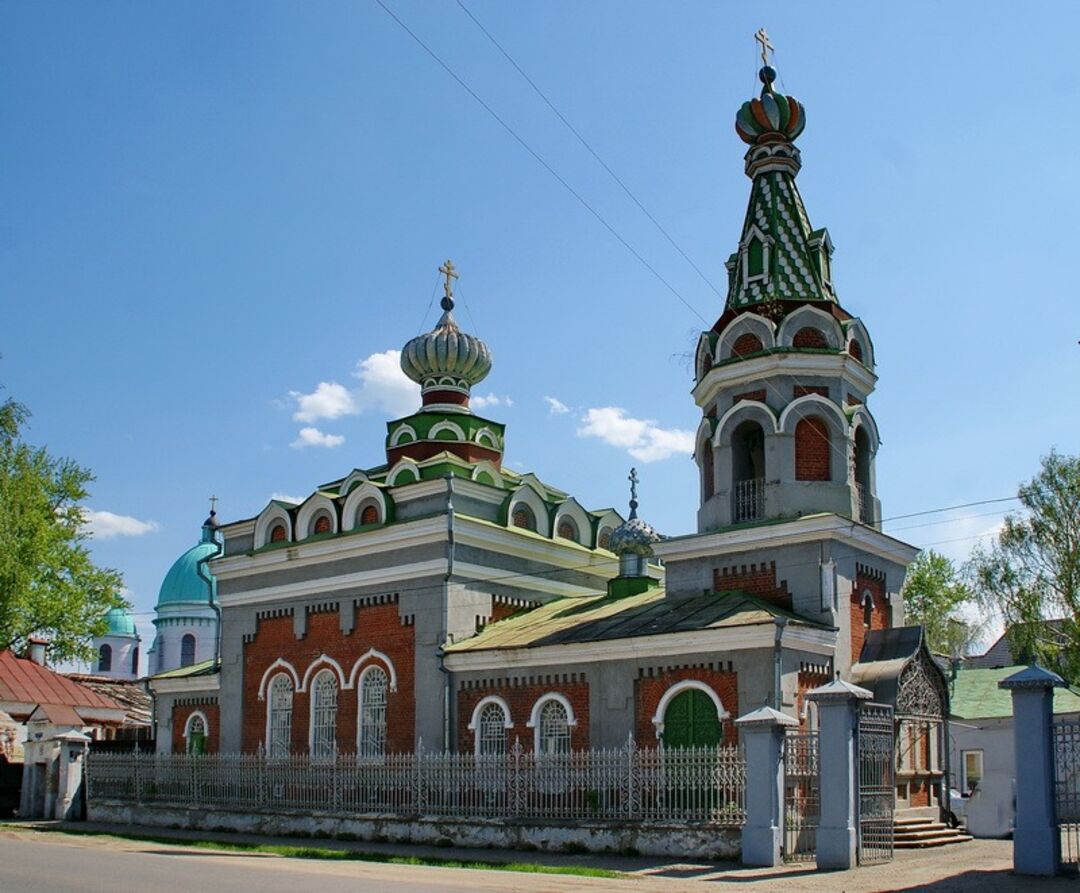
[849,339,864,362]
[357,667,388,758]
[731,420,765,522]
[795,417,831,481]
[512,504,537,532]
[130,646,139,676]
[793,327,828,349]
[97,643,112,673]
[359,504,380,527]
[312,514,332,535]
[597,527,613,550]
[536,699,571,755]
[747,236,765,278]
[662,688,722,748]
[731,332,763,359]
[477,701,508,756]
[854,426,873,523]
[269,523,287,544]
[863,591,874,630]
[267,673,294,758]
[310,669,338,759]
[556,518,578,542]
[180,634,196,668]
[700,441,715,502]
[185,712,208,755]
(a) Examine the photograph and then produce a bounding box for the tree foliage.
[902,549,979,657]
[0,393,125,661]
[969,450,1080,678]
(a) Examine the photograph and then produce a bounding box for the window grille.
[180,634,196,668]
[537,699,570,755]
[310,670,338,759]
[358,667,388,757]
[478,702,507,755]
[186,714,207,755]
[268,674,293,758]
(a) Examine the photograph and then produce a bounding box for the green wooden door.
[662,689,721,748]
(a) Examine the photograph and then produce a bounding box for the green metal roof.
[156,532,218,609]
[150,657,220,680]
[951,665,1080,720]
[446,588,829,654]
[102,606,137,638]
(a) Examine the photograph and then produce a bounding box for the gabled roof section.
[0,650,122,714]
[952,665,1080,719]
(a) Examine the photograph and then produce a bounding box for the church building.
[149,56,948,812]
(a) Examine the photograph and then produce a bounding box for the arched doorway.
[662,688,722,748]
[731,420,765,522]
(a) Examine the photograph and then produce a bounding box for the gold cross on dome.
[439,259,459,301]
[755,28,774,66]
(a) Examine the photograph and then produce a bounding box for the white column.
[808,679,873,870]
[53,731,91,821]
[735,705,798,867]
[1000,665,1064,876]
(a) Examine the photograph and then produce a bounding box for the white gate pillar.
[735,705,798,867]
[1000,665,1064,876]
[808,679,873,870]
[53,730,91,821]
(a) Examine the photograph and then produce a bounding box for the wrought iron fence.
[783,730,819,863]
[1054,719,1080,866]
[87,739,746,826]
[732,478,765,523]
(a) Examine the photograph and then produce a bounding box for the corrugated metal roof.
[0,650,121,715]
[149,658,220,680]
[446,587,829,653]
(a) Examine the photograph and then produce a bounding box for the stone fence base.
[88,800,740,860]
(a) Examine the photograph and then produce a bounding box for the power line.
[371,0,711,327]
[879,497,1019,525]
[454,0,726,301]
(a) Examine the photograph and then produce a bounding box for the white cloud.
[544,396,570,415]
[577,407,694,463]
[270,493,305,505]
[290,382,356,424]
[83,510,159,540]
[472,393,513,410]
[290,427,345,450]
[352,350,420,417]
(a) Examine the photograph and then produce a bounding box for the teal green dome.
[103,606,138,638]
[156,525,219,609]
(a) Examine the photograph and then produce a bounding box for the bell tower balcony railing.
[856,482,873,524]
[732,478,765,524]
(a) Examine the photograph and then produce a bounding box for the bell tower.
[693,52,880,533]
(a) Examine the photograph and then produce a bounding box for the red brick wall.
[713,561,792,610]
[793,327,828,349]
[731,333,763,358]
[850,568,888,663]
[241,600,415,754]
[795,668,831,731]
[734,389,767,404]
[795,417,831,481]
[635,668,739,745]
[794,385,829,399]
[457,679,589,752]
[172,702,220,753]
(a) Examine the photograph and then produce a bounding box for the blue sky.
[3,2,1078,656]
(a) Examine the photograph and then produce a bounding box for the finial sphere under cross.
[755,27,774,66]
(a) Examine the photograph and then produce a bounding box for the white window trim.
[257,658,301,700]
[428,420,466,442]
[740,225,771,285]
[342,482,388,530]
[263,672,294,757]
[961,748,984,794]
[468,696,513,755]
[650,680,729,740]
[389,424,417,447]
[526,692,577,752]
[347,649,398,692]
[184,710,209,743]
[386,459,421,487]
[300,654,349,693]
[307,668,339,757]
[355,663,391,755]
[255,503,293,548]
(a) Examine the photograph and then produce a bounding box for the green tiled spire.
[725,64,837,313]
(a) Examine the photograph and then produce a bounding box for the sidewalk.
[6,820,1074,891]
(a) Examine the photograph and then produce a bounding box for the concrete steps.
[893,817,973,849]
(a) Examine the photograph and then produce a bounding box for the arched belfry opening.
[699,440,715,504]
[731,420,765,522]
[854,426,873,523]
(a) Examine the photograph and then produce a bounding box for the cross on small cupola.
[439,259,459,310]
[754,27,774,66]
[628,467,640,520]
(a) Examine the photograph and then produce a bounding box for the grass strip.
[2,824,627,879]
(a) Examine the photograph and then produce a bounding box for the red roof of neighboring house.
[0,650,122,715]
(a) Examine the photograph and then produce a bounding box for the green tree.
[969,450,1080,678]
[902,549,979,656]
[0,393,125,661]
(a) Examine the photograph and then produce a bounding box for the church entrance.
[662,689,721,748]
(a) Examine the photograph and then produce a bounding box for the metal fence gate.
[857,702,895,865]
[1053,718,1080,868]
[783,731,819,863]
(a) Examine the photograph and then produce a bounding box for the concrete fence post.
[53,730,91,821]
[1000,665,1064,876]
[807,679,873,870]
[735,705,798,867]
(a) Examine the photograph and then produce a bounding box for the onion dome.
[103,606,138,638]
[608,469,661,577]
[156,517,219,609]
[400,260,492,412]
[735,66,805,146]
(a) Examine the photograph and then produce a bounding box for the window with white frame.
[961,749,983,794]
[358,666,388,757]
[267,673,293,758]
[185,712,207,755]
[537,699,571,755]
[477,701,508,756]
[310,669,338,759]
